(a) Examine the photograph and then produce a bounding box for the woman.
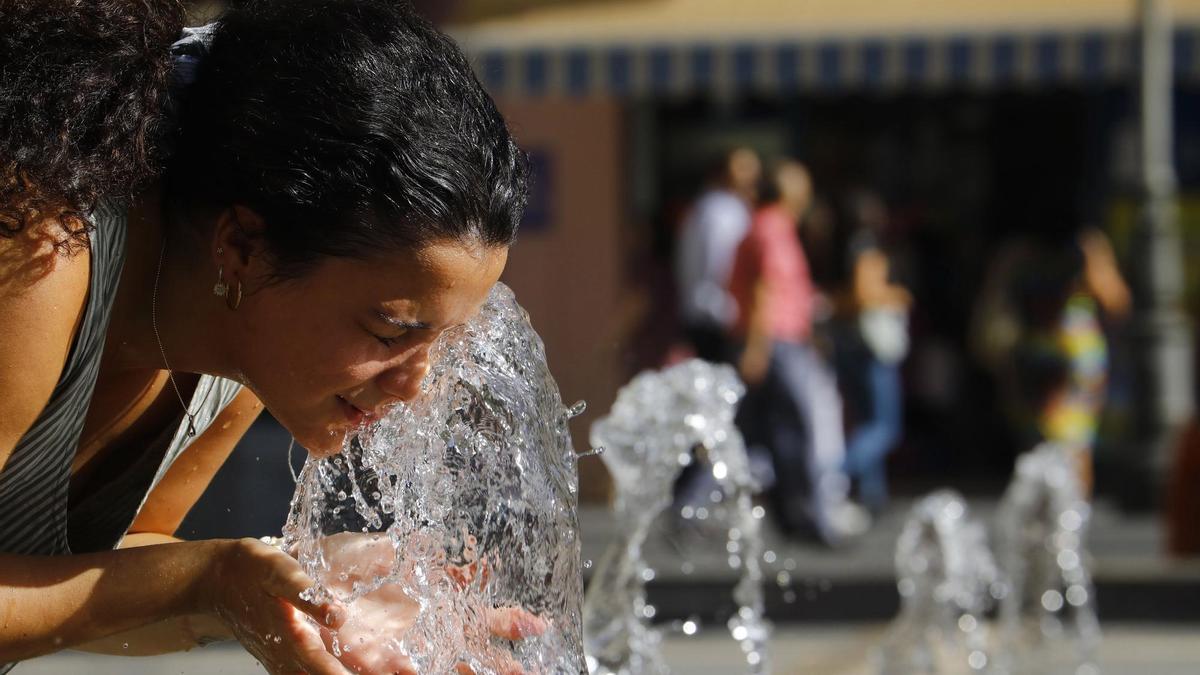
[835,190,911,515]
[0,0,532,672]
[972,225,1129,495]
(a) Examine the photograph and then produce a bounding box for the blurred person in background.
[972,222,1130,494]
[673,147,761,363]
[729,160,867,546]
[834,190,912,515]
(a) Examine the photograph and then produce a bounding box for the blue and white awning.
[448,0,1200,98]
[466,28,1200,98]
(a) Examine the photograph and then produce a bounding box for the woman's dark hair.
[2,0,528,273]
[0,0,185,247]
[168,0,528,278]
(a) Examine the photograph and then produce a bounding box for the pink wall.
[496,97,625,502]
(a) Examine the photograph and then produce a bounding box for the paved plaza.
[18,624,1200,674]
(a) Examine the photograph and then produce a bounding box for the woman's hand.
[205,538,350,675]
[311,533,547,675]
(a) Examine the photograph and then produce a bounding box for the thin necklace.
[152,239,198,437]
[287,435,300,484]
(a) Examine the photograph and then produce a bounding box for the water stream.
[282,283,586,673]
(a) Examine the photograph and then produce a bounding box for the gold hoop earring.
[213,265,229,297]
[226,281,243,310]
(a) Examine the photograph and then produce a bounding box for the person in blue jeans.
[840,339,904,512]
[837,191,911,513]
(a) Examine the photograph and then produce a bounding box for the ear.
[212,205,267,286]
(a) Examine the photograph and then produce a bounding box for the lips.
[335,395,388,427]
[336,395,367,425]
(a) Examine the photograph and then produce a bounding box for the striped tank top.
[0,201,242,557]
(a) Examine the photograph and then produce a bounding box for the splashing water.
[874,490,999,675]
[583,360,770,674]
[994,443,1100,675]
[282,283,585,674]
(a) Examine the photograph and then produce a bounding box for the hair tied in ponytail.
[169,23,218,92]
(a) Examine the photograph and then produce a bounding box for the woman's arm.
[77,529,233,656]
[0,538,220,661]
[1080,229,1131,320]
[0,537,347,673]
[75,387,268,656]
[126,387,266,539]
[0,228,91,478]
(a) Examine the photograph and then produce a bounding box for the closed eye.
[373,332,402,348]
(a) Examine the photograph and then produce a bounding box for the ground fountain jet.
[874,490,999,675]
[994,443,1101,675]
[282,283,586,674]
[584,360,769,675]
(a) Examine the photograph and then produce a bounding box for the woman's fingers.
[486,606,548,640]
[262,562,347,630]
[289,640,354,675]
[462,649,525,675]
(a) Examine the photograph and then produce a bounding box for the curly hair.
[1,0,528,272]
[0,0,185,248]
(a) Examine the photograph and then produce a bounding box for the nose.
[375,350,432,403]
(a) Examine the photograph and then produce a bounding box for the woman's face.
[229,240,508,457]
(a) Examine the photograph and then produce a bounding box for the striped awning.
[448,0,1200,97]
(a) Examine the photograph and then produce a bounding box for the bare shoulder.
[0,223,92,463]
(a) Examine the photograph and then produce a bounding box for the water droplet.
[1057,549,1080,570]
[711,461,727,480]
[583,559,593,569]
[1066,584,1089,607]
[1041,589,1065,612]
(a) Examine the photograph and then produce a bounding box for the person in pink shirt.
[729,161,867,545]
